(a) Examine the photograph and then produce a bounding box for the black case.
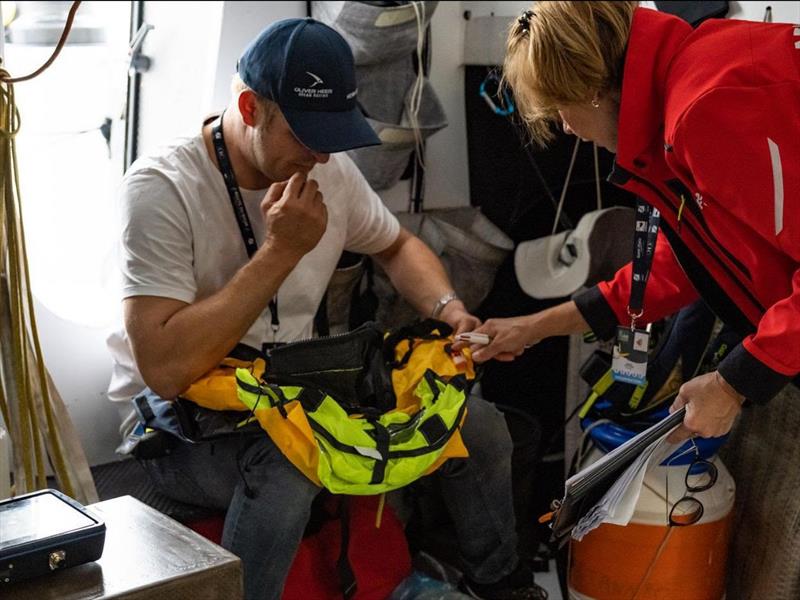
[0,489,106,584]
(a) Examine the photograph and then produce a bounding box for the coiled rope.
[0,0,97,503]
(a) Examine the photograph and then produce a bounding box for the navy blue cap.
[237,18,380,154]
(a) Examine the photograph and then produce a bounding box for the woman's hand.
[667,371,745,442]
[451,300,590,363]
[455,315,540,363]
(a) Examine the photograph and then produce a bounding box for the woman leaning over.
[461,1,800,442]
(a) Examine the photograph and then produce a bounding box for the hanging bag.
[312,1,439,65]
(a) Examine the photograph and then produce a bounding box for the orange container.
[569,451,735,600]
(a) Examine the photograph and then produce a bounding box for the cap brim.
[514,231,590,299]
[282,105,381,153]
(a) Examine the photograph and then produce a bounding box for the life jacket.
[180,320,474,494]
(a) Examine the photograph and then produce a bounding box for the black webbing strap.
[369,421,390,485]
[134,393,155,423]
[234,375,290,418]
[418,414,447,446]
[383,319,452,368]
[423,370,442,403]
[211,111,279,334]
[628,198,661,328]
[337,497,357,600]
[314,294,331,338]
[296,387,326,413]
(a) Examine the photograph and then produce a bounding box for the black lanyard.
[628,198,660,329]
[211,112,279,334]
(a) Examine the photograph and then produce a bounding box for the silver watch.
[431,291,458,320]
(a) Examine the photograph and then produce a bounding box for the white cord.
[593,142,602,211]
[551,137,582,235]
[409,1,426,172]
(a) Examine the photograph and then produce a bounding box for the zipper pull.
[677,195,686,233]
[538,498,562,524]
[538,511,556,524]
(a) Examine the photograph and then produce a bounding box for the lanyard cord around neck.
[211,111,279,334]
[628,198,661,330]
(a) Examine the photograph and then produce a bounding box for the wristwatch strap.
[431,291,458,319]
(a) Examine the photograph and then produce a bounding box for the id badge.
[611,325,649,385]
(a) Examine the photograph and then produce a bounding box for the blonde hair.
[504,1,637,145]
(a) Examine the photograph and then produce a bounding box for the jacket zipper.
[664,178,752,280]
[676,195,686,233]
[614,166,765,314]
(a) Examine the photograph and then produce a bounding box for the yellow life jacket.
[181,320,475,494]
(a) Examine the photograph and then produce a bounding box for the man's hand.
[261,172,328,261]
[453,315,540,363]
[668,371,745,442]
[438,299,481,336]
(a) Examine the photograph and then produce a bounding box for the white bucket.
[569,446,735,600]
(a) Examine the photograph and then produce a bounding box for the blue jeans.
[138,396,519,600]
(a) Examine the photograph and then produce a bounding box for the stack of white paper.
[571,434,680,540]
[552,407,686,541]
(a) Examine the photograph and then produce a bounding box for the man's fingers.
[264,179,290,206]
[453,318,481,337]
[284,172,307,200]
[319,201,329,227]
[300,178,320,203]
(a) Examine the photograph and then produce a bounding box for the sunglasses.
[665,438,718,526]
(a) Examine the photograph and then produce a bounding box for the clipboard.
[548,407,687,543]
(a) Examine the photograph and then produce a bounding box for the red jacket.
[575,8,800,403]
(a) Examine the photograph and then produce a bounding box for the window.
[4,1,131,327]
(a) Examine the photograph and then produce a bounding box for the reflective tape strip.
[767,138,784,236]
[353,446,383,461]
[628,381,649,410]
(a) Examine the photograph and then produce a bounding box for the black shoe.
[460,561,549,600]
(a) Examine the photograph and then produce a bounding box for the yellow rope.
[375,493,386,529]
[0,0,96,501]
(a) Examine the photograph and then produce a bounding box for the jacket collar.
[616,8,692,171]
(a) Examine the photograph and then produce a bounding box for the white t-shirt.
[106,134,399,402]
